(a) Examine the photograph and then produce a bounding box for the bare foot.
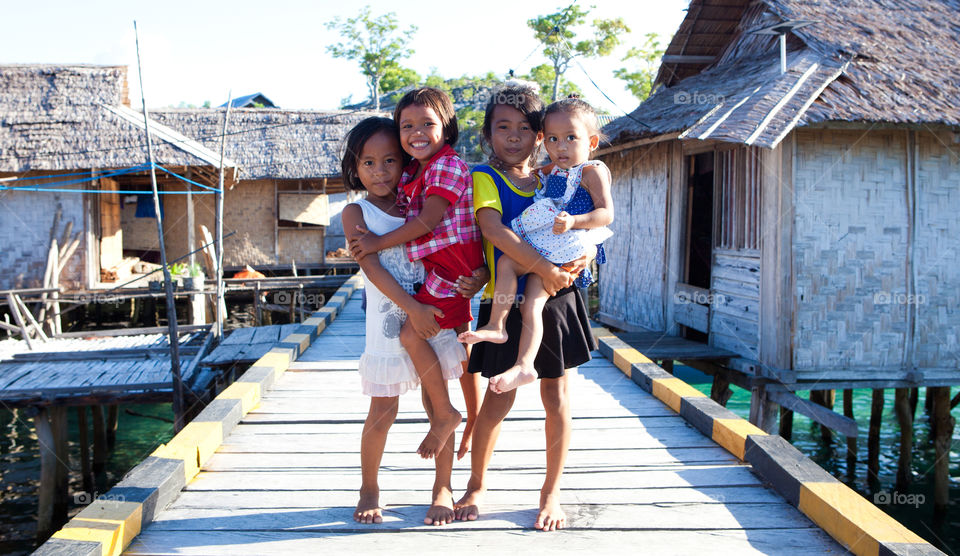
[458,327,508,345]
[354,489,382,524]
[457,416,475,460]
[453,486,484,521]
[424,486,455,526]
[489,363,538,394]
[535,491,566,531]
[417,407,461,459]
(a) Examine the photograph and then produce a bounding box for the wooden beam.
[661,55,716,64]
[766,387,858,438]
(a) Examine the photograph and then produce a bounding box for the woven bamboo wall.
[598,142,670,330]
[0,182,86,289]
[222,179,277,267]
[278,229,325,265]
[792,129,910,371]
[913,130,960,369]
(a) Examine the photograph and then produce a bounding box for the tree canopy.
[527,4,630,101]
[614,32,665,102]
[325,6,416,111]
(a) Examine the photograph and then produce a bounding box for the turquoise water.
[673,365,960,553]
[0,404,176,554]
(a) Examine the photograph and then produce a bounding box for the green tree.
[523,63,582,101]
[325,6,416,111]
[380,61,420,95]
[528,4,630,101]
[614,32,665,102]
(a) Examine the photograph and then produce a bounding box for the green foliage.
[187,263,204,277]
[325,6,417,111]
[527,4,630,101]
[381,61,421,95]
[523,63,582,101]
[167,262,186,276]
[614,32,665,102]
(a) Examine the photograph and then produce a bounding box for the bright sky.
[2,0,688,115]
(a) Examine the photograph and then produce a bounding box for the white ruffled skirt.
[359,328,465,397]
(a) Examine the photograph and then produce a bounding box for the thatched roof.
[606,0,960,148]
[0,65,233,172]
[150,108,383,180]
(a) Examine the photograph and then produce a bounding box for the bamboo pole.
[779,407,793,441]
[91,405,107,474]
[106,404,119,451]
[134,21,184,432]
[216,91,232,341]
[34,408,56,540]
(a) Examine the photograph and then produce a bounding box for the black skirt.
[467,286,597,379]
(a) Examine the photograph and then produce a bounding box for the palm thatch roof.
[0,64,234,172]
[150,108,383,180]
[605,0,960,149]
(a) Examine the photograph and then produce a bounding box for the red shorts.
[414,287,472,330]
[412,240,483,330]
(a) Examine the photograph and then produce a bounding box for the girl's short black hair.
[393,87,458,146]
[481,84,544,141]
[340,117,400,192]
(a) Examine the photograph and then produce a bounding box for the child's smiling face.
[398,104,446,164]
[488,104,541,168]
[543,111,599,169]
[356,130,403,200]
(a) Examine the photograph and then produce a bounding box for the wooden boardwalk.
[126,289,842,554]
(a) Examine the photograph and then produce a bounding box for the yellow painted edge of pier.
[281,333,311,355]
[651,377,707,412]
[799,481,929,556]
[593,332,935,555]
[219,380,261,414]
[41,275,364,556]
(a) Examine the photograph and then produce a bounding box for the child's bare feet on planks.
[488,363,537,394]
[417,407,461,459]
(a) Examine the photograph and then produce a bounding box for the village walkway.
[125,289,841,554]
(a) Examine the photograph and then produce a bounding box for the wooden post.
[661,360,674,375]
[710,374,733,407]
[51,406,69,523]
[843,389,857,480]
[930,386,955,514]
[779,407,793,441]
[77,407,94,495]
[134,21,184,432]
[909,387,919,419]
[106,404,119,451]
[91,405,108,474]
[35,408,56,540]
[894,388,913,491]
[868,389,884,486]
[810,389,835,444]
[254,281,262,326]
[749,383,778,433]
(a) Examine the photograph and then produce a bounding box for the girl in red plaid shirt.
[350,87,486,526]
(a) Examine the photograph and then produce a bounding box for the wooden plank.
[220,327,258,346]
[127,527,840,555]
[184,466,761,492]
[167,485,783,509]
[145,501,817,532]
[250,325,282,345]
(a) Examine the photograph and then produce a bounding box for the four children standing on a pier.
[342,84,612,530]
